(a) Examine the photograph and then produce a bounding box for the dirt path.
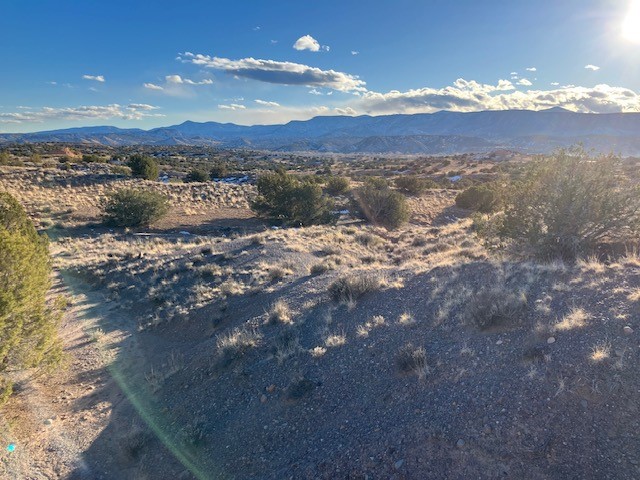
[0,274,131,479]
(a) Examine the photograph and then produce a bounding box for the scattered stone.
[547,337,556,344]
[260,394,268,404]
[496,340,503,345]
[44,418,54,426]
[394,459,405,470]
[266,384,276,393]
[624,326,634,336]
[581,400,588,409]
[456,439,465,448]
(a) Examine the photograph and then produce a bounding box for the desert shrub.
[185,168,209,183]
[396,344,428,378]
[110,165,131,176]
[455,184,503,213]
[465,287,527,330]
[101,189,168,227]
[353,178,410,230]
[82,154,104,163]
[215,327,261,368]
[251,171,335,226]
[328,273,385,302]
[501,149,640,259]
[0,151,11,165]
[209,161,229,179]
[127,154,159,180]
[394,176,437,195]
[325,176,351,195]
[0,192,61,404]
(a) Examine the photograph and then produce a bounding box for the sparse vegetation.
[394,176,437,195]
[455,183,503,213]
[465,287,527,330]
[185,168,209,183]
[396,344,428,379]
[325,175,351,195]
[328,273,385,303]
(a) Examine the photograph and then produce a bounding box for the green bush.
[127,154,159,180]
[501,149,640,259]
[185,168,209,183]
[0,192,61,404]
[209,161,229,179]
[325,176,351,195]
[394,176,437,195]
[102,189,169,227]
[455,183,503,213]
[0,151,11,165]
[354,178,410,230]
[251,171,335,226]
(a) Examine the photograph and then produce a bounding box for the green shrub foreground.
[500,149,640,259]
[102,189,169,227]
[0,192,61,404]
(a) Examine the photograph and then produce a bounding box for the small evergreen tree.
[102,189,169,227]
[354,178,410,230]
[0,192,61,404]
[127,154,159,180]
[185,168,209,183]
[251,171,335,226]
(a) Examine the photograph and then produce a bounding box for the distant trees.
[127,154,159,180]
[101,189,169,227]
[0,192,60,404]
[209,161,230,179]
[251,170,335,226]
[394,176,438,196]
[353,178,410,230]
[185,168,209,183]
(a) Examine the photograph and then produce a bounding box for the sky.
[1,0,640,132]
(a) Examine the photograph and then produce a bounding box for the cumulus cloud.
[179,52,366,92]
[550,82,560,86]
[517,78,533,86]
[165,74,213,85]
[143,82,164,90]
[82,75,105,82]
[585,64,600,71]
[293,35,320,51]
[350,79,640,115]
[334,107,357,115]
[351,51,359,55]
[0,103,163,124]
[218,104,246,110]
[255,99,280,107]
[526,67,537,72]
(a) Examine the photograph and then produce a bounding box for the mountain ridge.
[3,109,640,155]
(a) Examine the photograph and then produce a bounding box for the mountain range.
[3,107,640,155]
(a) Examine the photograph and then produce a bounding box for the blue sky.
[1,0,639,132]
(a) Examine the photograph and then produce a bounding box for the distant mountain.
[3,109,640,155]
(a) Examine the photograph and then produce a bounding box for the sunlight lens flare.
[623,0,640,43]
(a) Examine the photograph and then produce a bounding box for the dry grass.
[396,344,428,379]
[268,300,292,324]
[328,273,386,303]
[555,307,591,331]
[465,287,527,330]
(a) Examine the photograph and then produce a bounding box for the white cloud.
[308,88,323,95]
[255,99,281,107]
[517,78,533,86]
[143,82,164,90]
[585,64,600,71]
[165,75,213,85]
[351,51,359,55]
[525,67,537,72]
[47,81,57,85]
[293,35,320,51]
[179,52,366,92]
[334,107,357,115]
[218,104,246,110]
[550,82,560,86]
[0,103,163,124]
[82,75,105,82]
[271,40,278,44]
[350,79,640,115]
